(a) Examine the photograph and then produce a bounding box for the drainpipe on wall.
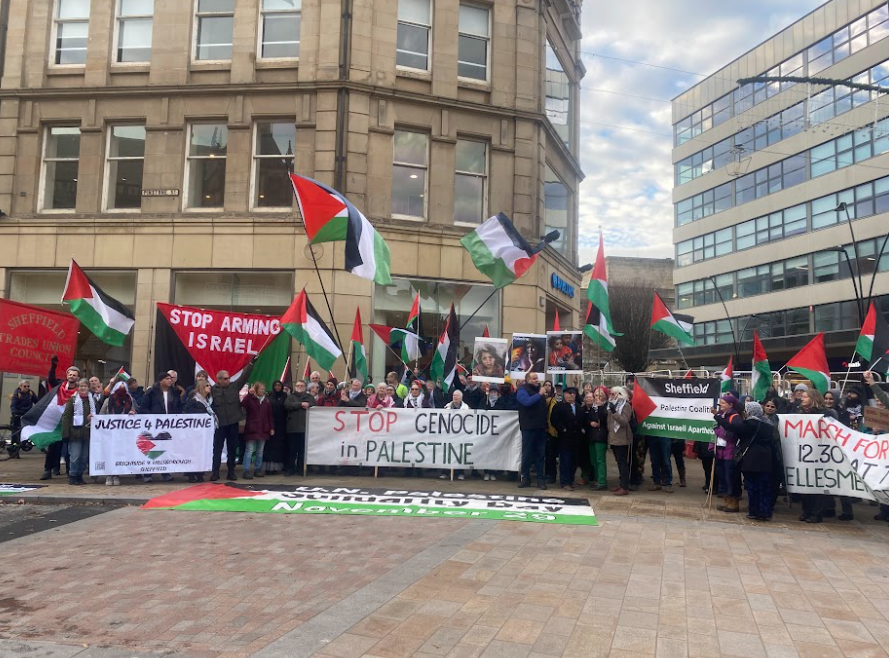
[0,0,9,82]
[335,0,352,192]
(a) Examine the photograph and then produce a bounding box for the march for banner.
[779,414,889,504]
[90,414,214,476]
[631,377,720,441]
[306,407,522,470]
[143,483,598,526]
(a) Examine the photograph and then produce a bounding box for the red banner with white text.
[0,299,80,376]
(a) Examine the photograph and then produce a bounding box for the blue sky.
[576,0,826,262]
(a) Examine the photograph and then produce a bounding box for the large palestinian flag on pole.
[460,213,544,288]
[584,301,615,352]
[787,332,830,393]
[368,324,421,364]
[281,290,343,373]
[21,383,77,448]
[632,377,721,442]
[62,260,134,346]
[430,304,458,392]
[650,292,694,346]
[586,231,620,348]
[289,174,392,285]
[349,308,368,385]
[856,302,877,361]
[751,332,771,401]
[720,356,734,393]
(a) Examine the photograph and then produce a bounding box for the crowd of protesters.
[8,357,889,526]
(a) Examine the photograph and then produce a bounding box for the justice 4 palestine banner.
[632,377,721,441]
[306,407,522,470]
[779,413,889,503]
[89,414,214,476]
[154,303,288,388]
[143,483,597,525]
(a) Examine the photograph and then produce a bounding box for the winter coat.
[403,393,431,409]
[285,391,316,433]
[462,386,485,410]
[184,396,218,427]
[138,384,182,415]
[584,404,609,443]
[368,394,395,409]
[607,401,633,446]
[129,386,145,407]
[869,383,889,410]
[424,387,446,409]
[493,390,518,411]
[732,418,774,474]
[61,394,91,441]
[713,411,741,459]
[269,391,289,437]
[517,383,548,430]
[210,363,254,427]
[338,391,368,408]
[241,394,274,440]
[10,389,37,416]
[317,391,340,407]
[551,401,585,447]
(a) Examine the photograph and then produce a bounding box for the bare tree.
[609,285,671,373]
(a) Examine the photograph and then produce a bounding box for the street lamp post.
[836,202,865,324]
[708,275,741,369]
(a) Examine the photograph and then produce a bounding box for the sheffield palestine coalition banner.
[90,414,214,476]
[633,378,720,441]
[0,299,80,377]
[143,483,597,525]
[780,414,889,503]
[306,407,522,470]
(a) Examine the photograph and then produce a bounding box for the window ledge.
[454,221,482,229]
[457,77,490,91]
[255,59,299,69]
[250,207,295,213]
[110,63,150,73]
[189,61,232,72]
[46,66,85,76]
[391,214,426,223]
[183,207,225,213]
[397,67,432,81]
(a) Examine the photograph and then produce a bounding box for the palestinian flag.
[720,356,733,393]
[281,290,343,373]
[249,332,292,389]
[62,260,134,347]
[460,213,544,288]
[787,332,830,394]
[368,324,422,364]
[584,301,615,352]
[586,231,619,339]
[349,308,368,385]
[632,376,721,442]
[751,332,771,401]
[856,302,876,361]
[650,292,694,346]
[553,308,561,332]
[430,304,458,391]
[871,307,889,373]
[303,358,311,381]
[683,369,694,379]
[406,293,421,333]
[20,383,77,448]
[289,174,392,285]
[482,325,490,338]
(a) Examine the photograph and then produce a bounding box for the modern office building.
[0,0,585,407]
[668,0,889,372]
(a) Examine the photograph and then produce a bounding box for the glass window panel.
[393,130,427,166]
[189,124,228,156]
[263,0,301,8]
[454,174,484,224]
[187,159,226,208]
[196,16,233,60]
[544,165,569,257]
[256,122,295,156]
[262,14,300,59]
[399,0,430,24]
[458,35,487,79]
[56,22,88,65]
[59,0,90,19]
[120,0,153,14]
[459,4,488,36]
[198,0,235,10]
[254,159,293,207]
[456,139,486,173]
[109,125,145,157]
[108,158,143,209]
[396,22,429,69]
[786,308,810,336]
[118,18,152,62]
[43,161,78,210]
[392,165,426,217]
[46,127,81,159]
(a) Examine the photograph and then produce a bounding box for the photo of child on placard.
[472,338,508,384]
[509,334,547,380]
[547,331,582,374]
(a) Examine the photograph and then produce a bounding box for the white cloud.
[576,0,824,263]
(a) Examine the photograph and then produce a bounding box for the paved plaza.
[2,452,889,658]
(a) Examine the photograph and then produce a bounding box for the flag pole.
[839,349,859,396]
[459,288,498,332]
[306,243,349,369]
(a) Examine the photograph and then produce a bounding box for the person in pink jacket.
[240,383,274,479]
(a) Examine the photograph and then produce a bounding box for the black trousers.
[545,434,559,481]
[213,423,240,473]
[670,440,686,480]
[699,452,714,488]
[575,441,592,481]
[630,435,647,486]
[285,432,306,474]
[612,445,630,490]
[801,493,825,519]
[44,440,63,472]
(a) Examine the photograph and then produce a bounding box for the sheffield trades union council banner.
[306,407,522,471]
[633,378,721,441]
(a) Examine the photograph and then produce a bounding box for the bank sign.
[551,273,575,298]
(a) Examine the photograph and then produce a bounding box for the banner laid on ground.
[306,407,521,470]
[89,414,214,476]
[0,299,80,377]
[153,303,283,388]
[632,377,720,441]
[0,484,45,496]
[779,413,889,503]
[143,483,598,525]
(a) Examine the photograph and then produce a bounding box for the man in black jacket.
[137,371,182,482]
[284,380,316,475]
[551,387,585,491]
[210,358,256,481]
[516,373,548,490]
[423,379,445,409]
[462,377,485,410]
[338,378,368,407]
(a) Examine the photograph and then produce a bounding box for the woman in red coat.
[240,383,274,479]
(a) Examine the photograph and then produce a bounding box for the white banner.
[306,407,521,470]
[779,414,887,503]
[89,414,214,475]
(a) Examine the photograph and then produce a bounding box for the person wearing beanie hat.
[789,383,808,412]
[712,393,744,512]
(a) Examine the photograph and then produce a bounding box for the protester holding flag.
[210,357,257,482]
[607,387,633,496]
[284,380,316,476]
[34,359,79,480]
[60,379,94,486]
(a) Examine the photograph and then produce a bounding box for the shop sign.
[142,189,180,197]
[551,273,575,298]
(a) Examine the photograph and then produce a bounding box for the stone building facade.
[0,0,585,394]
